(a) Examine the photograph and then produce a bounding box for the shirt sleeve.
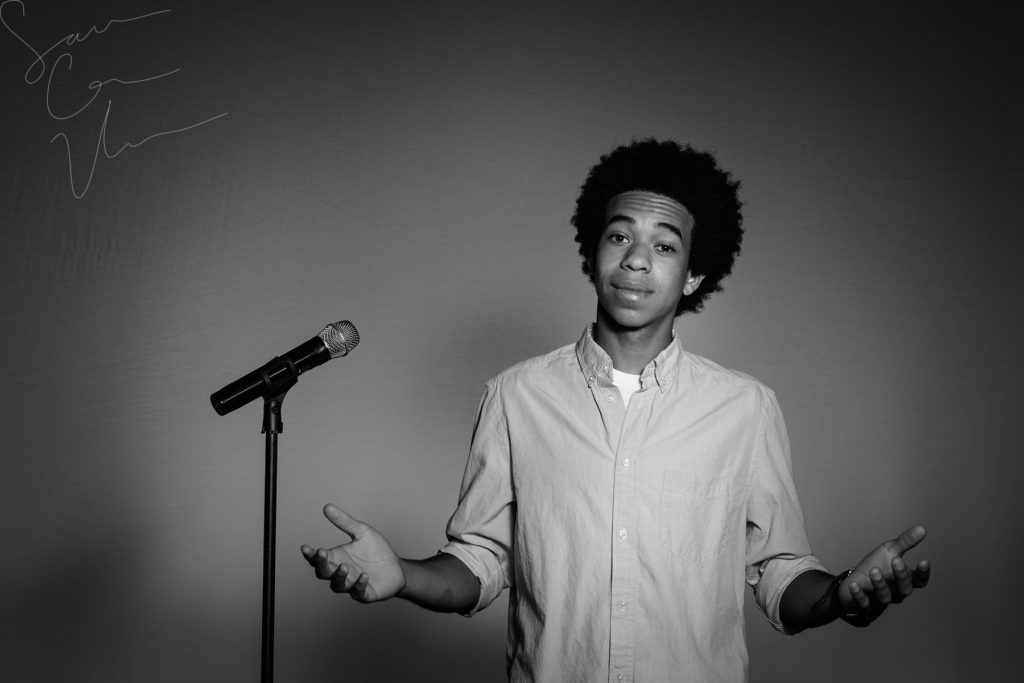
[745,386,827,633]
[438,379,515,615]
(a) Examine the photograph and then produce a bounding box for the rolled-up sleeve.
[745,388,827,633]
[438,380,515,615]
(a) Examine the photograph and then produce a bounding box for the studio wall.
[2,1,1020,681]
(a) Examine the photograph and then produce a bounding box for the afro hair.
[571,138,744,315]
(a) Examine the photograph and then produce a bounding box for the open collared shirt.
[440,326,825,682]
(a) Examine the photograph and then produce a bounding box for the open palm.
[301,504,406,603]
[837,525,930,625]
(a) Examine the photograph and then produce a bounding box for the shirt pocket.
[659,469,736,565]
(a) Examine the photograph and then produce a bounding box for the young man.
[301,139,930,682]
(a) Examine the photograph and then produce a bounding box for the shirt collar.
[575,324,681,393]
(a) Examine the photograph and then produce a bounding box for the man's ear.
[682,272,704,296]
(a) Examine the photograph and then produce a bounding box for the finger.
[912,560,931,588]
[849,582,871,610]
[301,545,316,563]
[330,564,353,593]
[314,549,338,580]
[892,557,913,599]
[323,504,368,540]
[351,572,370,602]
[870,568,892,605]
[890,524,927,555]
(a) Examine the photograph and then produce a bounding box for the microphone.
[210,320,359,416]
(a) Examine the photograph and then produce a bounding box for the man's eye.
[609,234,628,244]
[656,244,676,254]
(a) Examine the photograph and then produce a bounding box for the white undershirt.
[612,368,641,405]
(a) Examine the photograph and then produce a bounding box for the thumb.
[323,504,368,539]
[891,524,927,555]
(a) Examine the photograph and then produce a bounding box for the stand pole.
[261,394,287,683]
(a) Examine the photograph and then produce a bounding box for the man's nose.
[622,243,651,271]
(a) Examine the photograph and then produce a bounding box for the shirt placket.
[593,373,642,683]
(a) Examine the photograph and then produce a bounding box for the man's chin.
[599,305,655,331]
[597,299,680,332]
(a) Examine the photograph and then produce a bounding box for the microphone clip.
[259,356,299,435]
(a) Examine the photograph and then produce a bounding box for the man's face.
[592,191,704,331]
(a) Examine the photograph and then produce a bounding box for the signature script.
[2,1,228,198]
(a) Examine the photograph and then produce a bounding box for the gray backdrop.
[2,1,1020,681]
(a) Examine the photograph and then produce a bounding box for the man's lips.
[612,281,654,294]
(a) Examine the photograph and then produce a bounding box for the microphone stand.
[212,322,358,682]
[258,362,298,683]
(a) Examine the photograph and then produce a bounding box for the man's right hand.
[301,504,406,603]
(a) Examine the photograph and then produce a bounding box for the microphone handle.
[210,337,330,416]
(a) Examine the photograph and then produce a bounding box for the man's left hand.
[838,525,931,626]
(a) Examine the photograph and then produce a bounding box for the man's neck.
[593,308,675,374]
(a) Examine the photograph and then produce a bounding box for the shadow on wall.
[4,524,505,682]
[2,521,152,681]
[290,596,507,682]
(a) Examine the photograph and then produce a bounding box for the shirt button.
[605,394,615,403]
[619,528,628,540]
[617,674,625,682]
[618,600,628,610]
[622,458,630,468]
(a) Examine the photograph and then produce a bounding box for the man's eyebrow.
[656,223,683,240]
[607,214,683,240]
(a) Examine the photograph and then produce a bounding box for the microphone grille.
[319,320,360,358]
